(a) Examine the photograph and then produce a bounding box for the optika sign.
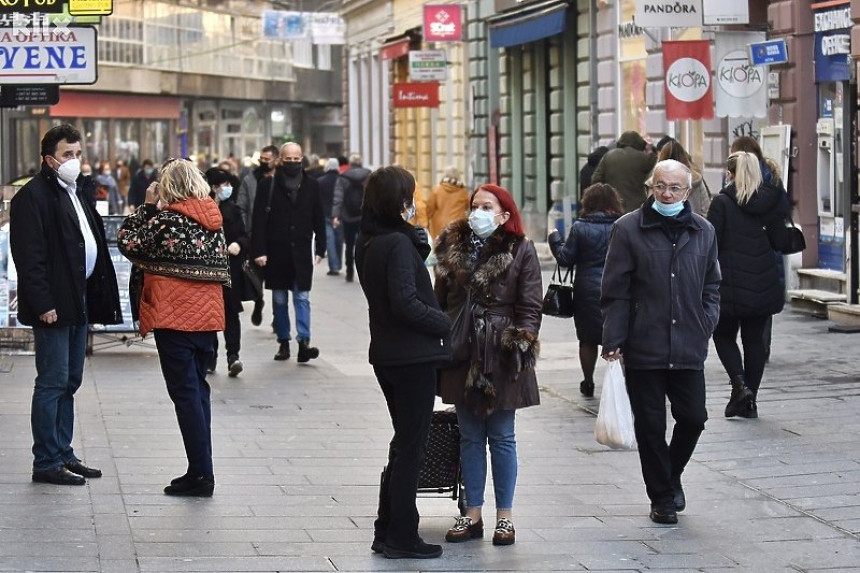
[666,57,710,102]
[0,26,98,85]
[717,49,763,99]
[424,4,462,42]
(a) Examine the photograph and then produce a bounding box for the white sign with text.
[0,26,97,85]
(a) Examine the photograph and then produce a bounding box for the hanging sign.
[813,5,851,83]
[0,26,98,85]
[662,40,714,121]
[715,32,767,118]
[69,0,113,16]
[309,12,345,45]
[424,4,463,42]
[635,0,702,28]
[409,50,447,81]
[0,84,60,107]
[393,82,440,108]
[0,0,64,15]
[262,11,308,40]
[702,0,748,25]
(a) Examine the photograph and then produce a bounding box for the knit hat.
[205,167,231,187]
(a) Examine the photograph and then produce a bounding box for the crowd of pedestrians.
[8,123,794,560]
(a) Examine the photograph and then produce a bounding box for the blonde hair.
[726,151,762,205]
[158,159,210,203]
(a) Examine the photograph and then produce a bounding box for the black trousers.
[625,368,707,506]
[212,309,241,361]
[373,362,436,548]
[153,329,215,478]
[343,220,361,275]
[712,314,769,395]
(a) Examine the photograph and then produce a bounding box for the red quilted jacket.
[119,198,227,336]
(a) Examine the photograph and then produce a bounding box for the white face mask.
[55,157,81,184]
[402,203,416,221]
[218,186,233,200]
[468,209,500,239]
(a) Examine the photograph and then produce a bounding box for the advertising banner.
[813,5,851,83]
[309,12,345,45]
[662,40,714,121]
[715,32,767,118]
[636,0,702,28]
[409,50,447,82]
[702,0,748,25]
[0,26,98,85]
[393,82,440,108]
[424,4,463,42]
[262,11,308,40]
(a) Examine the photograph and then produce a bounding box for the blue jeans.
[154,329,215,478]
[456,406,517,510]
[31,325,88,471]
[325,218,343,272]
[272,287,311,343]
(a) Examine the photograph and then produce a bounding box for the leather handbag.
[241,259,264,300]
[448,290,473,364]
[765,213,806,255]
[542,265,575,318]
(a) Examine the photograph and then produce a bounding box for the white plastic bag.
[594,360,638,449]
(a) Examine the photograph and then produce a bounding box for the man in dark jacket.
[250,142,326,362]
[591,131,656,213]
[332,154,371,282]
[127,159,158,210]
[318,158,343,275]
[10,124,122,486]
[601,159,721,525]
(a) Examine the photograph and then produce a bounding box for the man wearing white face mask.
[10,124,122,486]
[601,159,721,525]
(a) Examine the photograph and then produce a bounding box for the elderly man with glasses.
[600,159,721,525]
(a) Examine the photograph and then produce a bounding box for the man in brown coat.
[591,131,656,213]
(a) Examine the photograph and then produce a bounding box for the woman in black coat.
[548,183,622,397]
[707,151,787,419]
[205,168,250,377]
[354,166,452,560]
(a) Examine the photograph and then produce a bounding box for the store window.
[114,120,141,170]
[143,120,171,164]
[618,0,647,134]
[82,119,110,167]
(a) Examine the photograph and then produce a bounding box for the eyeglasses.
[647,183,689,194]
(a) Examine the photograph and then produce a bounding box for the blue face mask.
[468,209,500,239]
[218,186,233,201]
[651,199,685,217]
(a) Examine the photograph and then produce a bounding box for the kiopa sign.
[424,4,462,42]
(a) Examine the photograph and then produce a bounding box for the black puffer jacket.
[601,197,721,370]
[355,217,452,367]
[707,182,787,318]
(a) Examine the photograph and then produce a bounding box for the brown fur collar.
[435,219,519,297]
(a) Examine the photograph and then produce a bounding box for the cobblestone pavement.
[0,263,858,572]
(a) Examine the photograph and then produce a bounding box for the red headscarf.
[470,184,526,238]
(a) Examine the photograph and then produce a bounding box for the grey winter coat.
[332,166,371,223]
[601,197,721,370]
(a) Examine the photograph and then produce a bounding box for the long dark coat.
[218,197,250,312]
[10,163,122,327]
[549,212,619,344]
[707,182,787,318]
[249,170,326,291]
[434,219,543,415]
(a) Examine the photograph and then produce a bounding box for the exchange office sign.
[0,26,98,85]
[636,0,702,28]
[0,0,64,14]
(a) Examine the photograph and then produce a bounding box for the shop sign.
[69,0,113,16]
[715,32,767,118]
[813,5,851,83]
[662,40,714,121]
[702,0,748,25]
[0,0,64,15]
[424,4,462,42]
[393,82,439,108]
[748,39,788,66]
[635,0,702,28]
[262,11,308,40]
[0,26,98,85]
[409,50,447,82]
[0,84,59,107]
[308,12,345,45]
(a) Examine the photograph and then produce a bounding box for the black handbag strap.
[551,264,573,285]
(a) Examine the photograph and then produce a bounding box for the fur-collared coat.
[434,219,543,415]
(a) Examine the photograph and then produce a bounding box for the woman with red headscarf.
[433,184,543,547]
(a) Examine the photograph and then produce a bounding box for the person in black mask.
[249,142,326,363]
[237,145,278,326]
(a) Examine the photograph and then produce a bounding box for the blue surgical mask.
[218,186,233,200]
[468,209,500,239]
[651,199,685,217]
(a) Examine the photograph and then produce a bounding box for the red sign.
[393,82,440,108]
[662,40,714,121]
[424,4,463,42]
[380,38,410,60]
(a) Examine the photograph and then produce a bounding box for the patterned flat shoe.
[445,516,483,542]
[492,518,515,546]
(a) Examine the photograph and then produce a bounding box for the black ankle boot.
[580,379,595,398]
[297,341,319,363]
[725,375,753,418]
[274,342,290,361]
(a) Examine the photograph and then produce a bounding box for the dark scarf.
[642,195,693,243]
[360,216,431,261]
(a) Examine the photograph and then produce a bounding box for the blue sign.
[813,6,851,83]
[748,39,788,66]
